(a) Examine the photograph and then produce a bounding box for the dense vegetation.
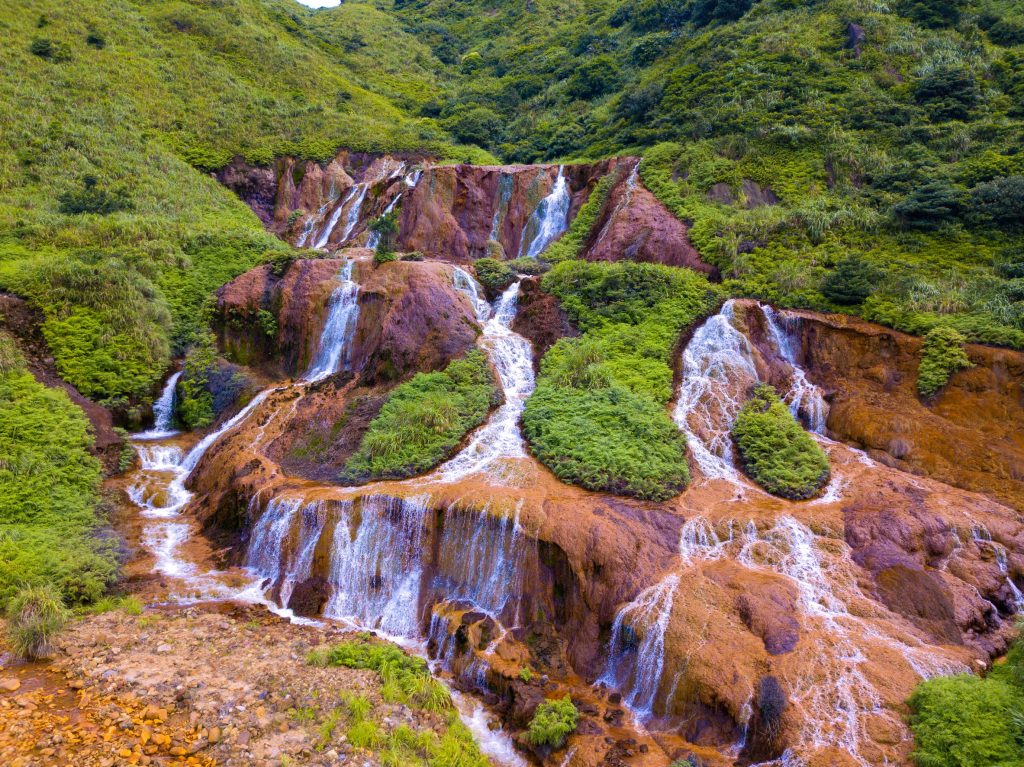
[908,625,1024,766]
[0,0,476,412]
[731,384,830,499]
[386,0,1024,347]
[307,637,490,767]
[527,696,579,749]
[917,326,973,397]
[523,260,721,500]
[340,350,499,482]
[0,333,116,610]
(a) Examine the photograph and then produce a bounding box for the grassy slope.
[0,0,462,406]
[0,335,116,609]
[389,0,1024,347]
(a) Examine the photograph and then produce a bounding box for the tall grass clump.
[5,584,71,659]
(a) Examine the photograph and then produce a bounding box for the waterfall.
[673,300,759,480]
[313,183,368,250]
[592,166,638,250]
[438,279,535,482]
[762,307,828,433]
[452,267,491,322]
[181,388,275,474]
[247,498,328,608]
[323,495,430,637]
[433,502,528,625]
[304,260,360,381]
[136,370,182,440]
[519,166,571,258]
[367,193,402,251]
[490,172,513,242]
[600,574,680,717]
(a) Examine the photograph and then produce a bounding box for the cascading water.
[592,165,638,250]
[603,514,968,763]
[432,501,528,626]
[673,300,759,481]
[519,166,571,258]
[323,495,430,637]
[490,172,513,242]
[440,274,535,482]
[313,184,360,250]
[762,306,828,433]
[304,260,360,381]
[136,371,182,440]
[600,574,680,717]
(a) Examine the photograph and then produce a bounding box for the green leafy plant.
[524,260,720,500]
[5,584,71,660]
[472,258,515,294]
[340,350,498,482]
[731,385,830,500]
[917,326,973,398]
[527,696,578,749]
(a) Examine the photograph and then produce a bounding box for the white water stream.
[304,260,360,381]
[520,166,571,258]
[135,370,182,440]
[438,272,535,483]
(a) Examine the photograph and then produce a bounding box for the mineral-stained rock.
[511,278,578,371]
[582,172,716,276]
[287,576,331,617]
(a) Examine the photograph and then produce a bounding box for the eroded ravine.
[124,156,1024,767]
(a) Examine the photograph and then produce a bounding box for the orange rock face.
[216,151,716,275]
[580,167,716,276]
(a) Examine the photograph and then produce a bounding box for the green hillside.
[0,0,471,408]
[391,0,1024,346]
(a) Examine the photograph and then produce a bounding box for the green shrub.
[340,350,498,482]
[908,674,1024,767]
[506,257,547,276]
[821,256,878,306]
[527,696,578,749]
[917,326,973,398]
[177,333,217,429]
[348,719,385,750]
[309,639,452,713]
[524,260,720,499]
[5,584,71,660]
[472,257,515,294]
[523,383,690,501]
[914,67,981,122]
[970,176,1024,233]
[370,210,399,255]
[57,176,134,215]
[375,250,398,265]
[0,368,115,609]
[731,385,830,500]
[894,182,963,230]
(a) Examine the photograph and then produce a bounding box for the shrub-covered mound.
[523,260,721,501]
[527,696,579,749]
[731,385,830,500]
[0,334,117,609]
[339,350,499,482]
[908,629,1024,767]
[917,326,973,398]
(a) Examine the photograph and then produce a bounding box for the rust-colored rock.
[582,169,716,276]
[741,306,1024,512]
[353,260,480,383]
[511,277,578,371]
